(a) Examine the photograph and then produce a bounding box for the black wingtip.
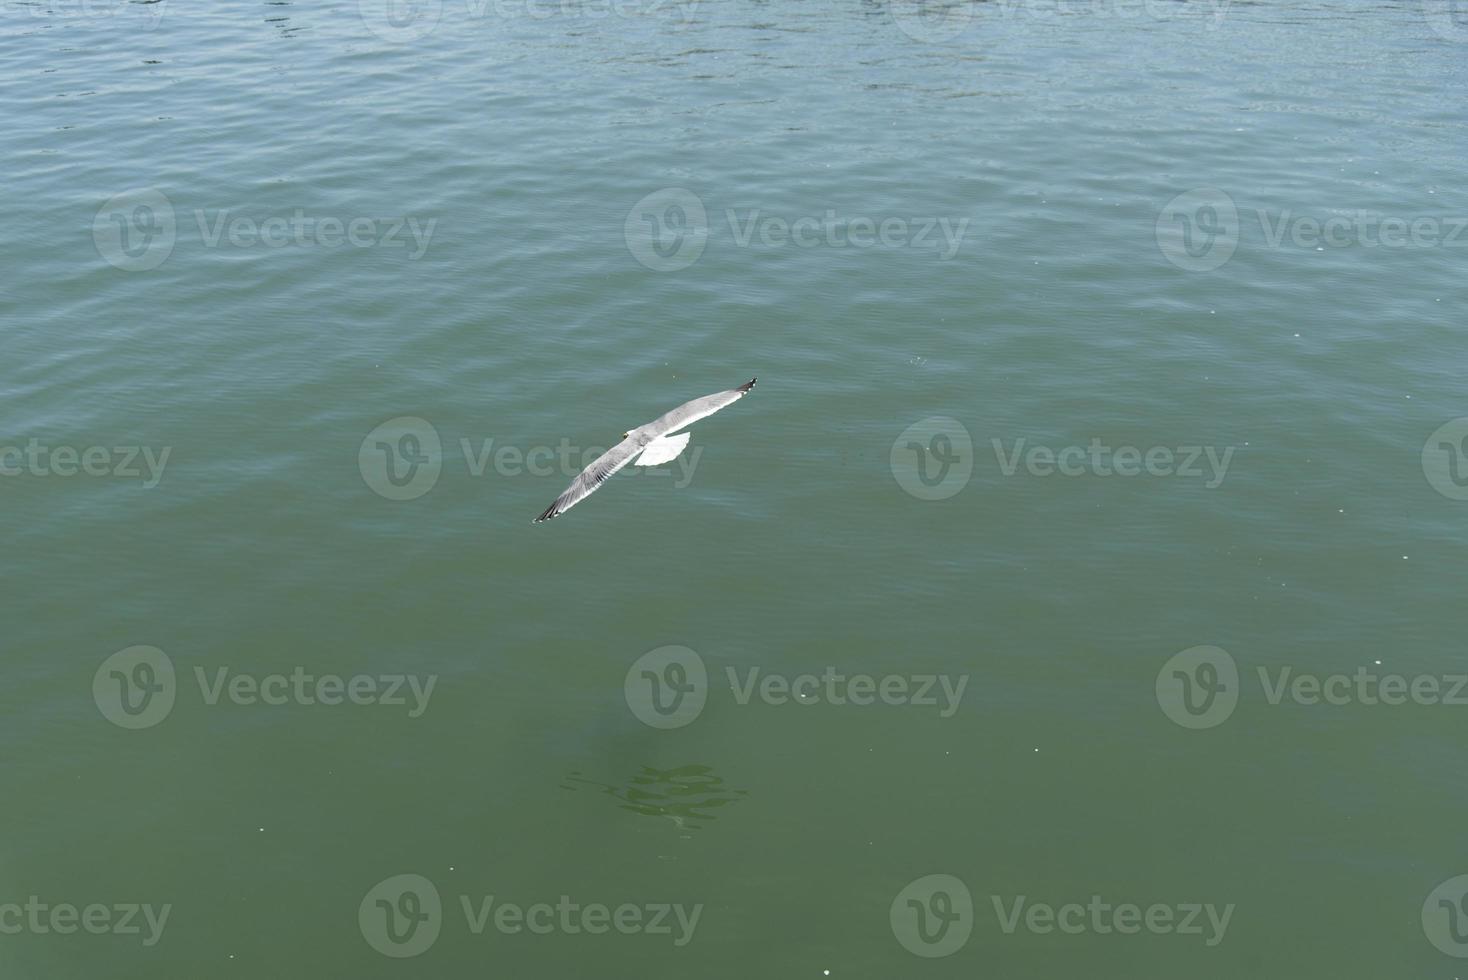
[737,377,756,392]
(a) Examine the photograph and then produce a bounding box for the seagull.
[534,378,756,523]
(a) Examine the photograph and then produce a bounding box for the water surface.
[3,0,1467,975]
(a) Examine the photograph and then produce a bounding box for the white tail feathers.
[634,432,691,467]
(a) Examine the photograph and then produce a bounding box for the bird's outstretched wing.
[645,377,756,437]
[532,378,756,524]
[533,437,642,523]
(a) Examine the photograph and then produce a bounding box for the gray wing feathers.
[648,378,756,436]
[533,437,642,522]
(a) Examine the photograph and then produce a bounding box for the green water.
[4,0,1468,976]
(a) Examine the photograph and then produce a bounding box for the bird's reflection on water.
[561,765,748,830]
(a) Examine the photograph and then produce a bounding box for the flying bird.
[534,378,756,523]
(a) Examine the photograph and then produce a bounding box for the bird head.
[621,431,630,440]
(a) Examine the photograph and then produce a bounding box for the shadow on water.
[264,0,304,37]
[561,764,749,831]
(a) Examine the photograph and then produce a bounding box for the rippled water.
[4,0,1468,975]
